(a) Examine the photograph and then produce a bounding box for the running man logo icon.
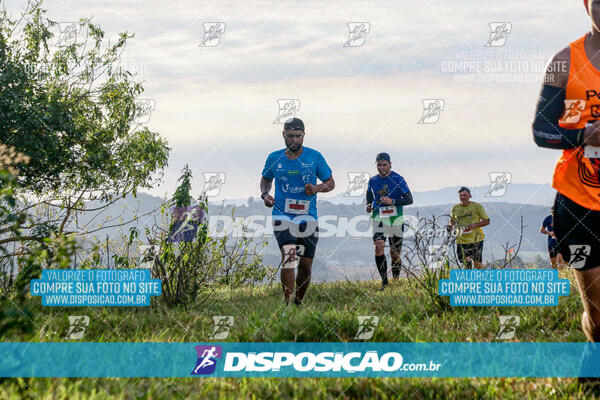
[560,100,586,124]
[485,172,512,197]
[418,99,445,124]
[56,22,81,47]
[199,22,226,47]
[301,172,314,184]
[343,22,370,47]
[274,99,300,124]
[168,206,204,243]
[427,245,451,270]
[354,316,379,340]
[282,245,304,269]
[569,245,592,269]
[203,172,226,197]
[209,316,234,340]
[485,22,512,47]
[191,345,223,375]
[137,244,155,269]
[345,172,370,196]
[66,316,89,340]
[131,99,156,124]
[495,315,520,340]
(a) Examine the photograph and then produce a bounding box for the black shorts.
[553,193,600,271]
[272,219,319,259]
[372,220,404,251]
[548,244,559,259]
[456,241,483,264]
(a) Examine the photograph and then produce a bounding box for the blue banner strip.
[30,269,161,307]
[2,342,600,377]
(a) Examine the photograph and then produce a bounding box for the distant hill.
[71,189,555,281]
[210,200,553,281]
[320,183,556,207]
[214,183,556,208]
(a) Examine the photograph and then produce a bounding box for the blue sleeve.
[316,152,332,182]
[261,154,275,180]
[392,176,413,206]
[398,176,410,193]
[542,216,551,229]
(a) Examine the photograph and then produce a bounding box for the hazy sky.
[6,0,591,200]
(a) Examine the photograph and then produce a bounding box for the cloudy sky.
[5,0,591,200]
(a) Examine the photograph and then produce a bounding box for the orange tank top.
[554,34,600,210]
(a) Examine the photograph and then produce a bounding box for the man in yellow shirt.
[449,187,490,268]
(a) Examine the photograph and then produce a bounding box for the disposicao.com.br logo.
[191,346,441,376]
[206,214,434,239]
[191,345,222,375]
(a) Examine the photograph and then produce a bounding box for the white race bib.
[285,198,310,215]
[379,206,397,218]
[584,146,600,158]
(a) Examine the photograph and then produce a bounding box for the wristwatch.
[261,191,269,200]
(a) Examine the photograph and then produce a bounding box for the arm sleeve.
[261,154,275,179]
[316,152,332,182]
[366,181,373,204]
[395,191,413,206]
[532,84,585,149]
[394,177,413,206]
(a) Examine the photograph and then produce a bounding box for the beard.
[286,143,301,152]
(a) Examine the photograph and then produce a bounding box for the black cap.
[376,152,391,162]
[458,186,471,194]
[283,117,305,131]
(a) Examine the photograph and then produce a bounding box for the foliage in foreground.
[0,376,590,400]
[107,165,274,308]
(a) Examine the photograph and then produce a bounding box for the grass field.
[0,269,595,399]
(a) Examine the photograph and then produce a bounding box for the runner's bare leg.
[295,257,313,302]
[574,267,600,341]
[280,244,297,304]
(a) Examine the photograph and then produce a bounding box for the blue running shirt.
[542,214,558,247]
[367,171,410,224]
[262,147,332,222]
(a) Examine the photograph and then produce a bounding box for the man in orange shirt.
[532,0,600,347]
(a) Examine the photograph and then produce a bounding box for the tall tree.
[0,1,170,247]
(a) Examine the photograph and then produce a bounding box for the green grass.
[0,377,590,400]
[0,269,595,399]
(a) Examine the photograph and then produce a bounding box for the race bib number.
[285,199,310,215]
[379,206,397,218]
[584,146,600,159]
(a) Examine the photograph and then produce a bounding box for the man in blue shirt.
[540,206,563,268]
[260,118,335,305]
[366,153,413,290]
